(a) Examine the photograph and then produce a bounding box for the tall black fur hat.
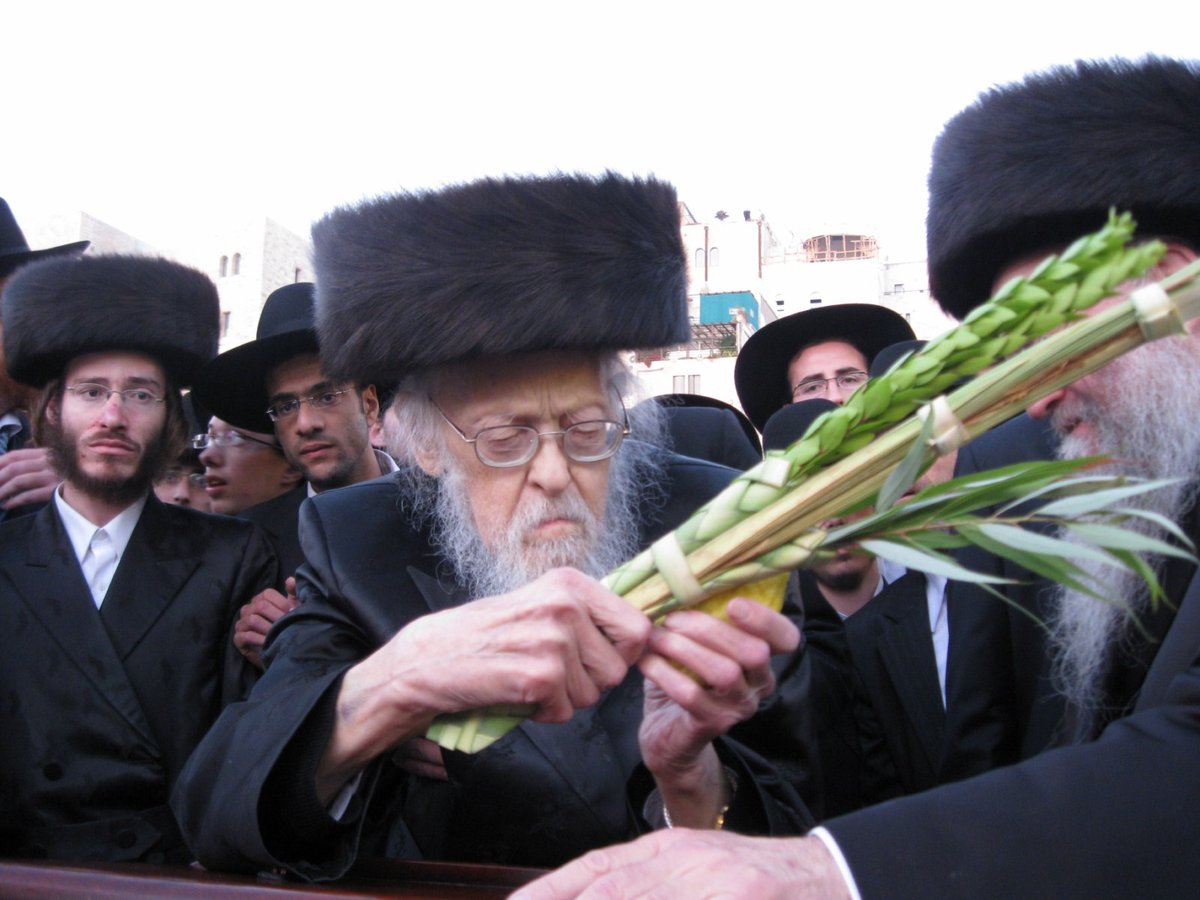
[928,56,1200,320]
[312,172,689,385]
[1,255,220,388]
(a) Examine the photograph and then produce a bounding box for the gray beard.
[1048,335,1200,716]
[404,440,665,599]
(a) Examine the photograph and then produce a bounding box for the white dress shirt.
[54,487,147,608]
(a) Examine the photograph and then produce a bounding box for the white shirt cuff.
[809,826,863,900]
[327,770,364,821]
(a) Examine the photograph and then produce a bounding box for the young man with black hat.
[733,302,915,434]
[173,173,817,878]
[521,57,1200,899]
[0,254,279,863]
[192,282,394,667]
[0,198,90,518]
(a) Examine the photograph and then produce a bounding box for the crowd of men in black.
[2,57,1199,898]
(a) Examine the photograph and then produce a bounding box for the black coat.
[843,571,946,803]
[172,455,817,879]
[239,484,307,587]
[0,496,278,862]
[824,516,1200,898]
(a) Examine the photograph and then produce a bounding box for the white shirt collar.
[54,486,147,567]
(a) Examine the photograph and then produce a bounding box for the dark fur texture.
[2,255,220,387]
[928,56,1200,319]
[312,172,688,384]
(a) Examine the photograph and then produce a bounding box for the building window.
[709,247,720,267]
[810,297,823,305]
[232,253,241,276]
[295,267,302,283]
[694,248,705,270]
[688,374,700,393]
[218,255,228,278]
[672,375,685,392]
[220,311,231,337]
[893,283,905,295]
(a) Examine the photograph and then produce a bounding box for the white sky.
[5,1,1198,261]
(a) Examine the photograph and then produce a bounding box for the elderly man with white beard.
[172,174,816,880]
[518,57,1200,900]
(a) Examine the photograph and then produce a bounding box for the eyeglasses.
[65,383,165,410]
[265,389,353,422]
[191,431,280,451]
[432,400,630,469]
[157,469,208,488]
[791,370,868,400]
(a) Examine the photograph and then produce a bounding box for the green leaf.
[877,404,936,512]
[859,539,1014,584]
[1035,479,1181,517]
[1063,522,1197,562]
[974,523,1125,569]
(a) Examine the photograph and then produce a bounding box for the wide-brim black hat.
[2,255,219,388]
[928,56,1200,320]
[0,198,89,279]
[192,282,318,433]
[311,172,689,387]
[734,303,915,431]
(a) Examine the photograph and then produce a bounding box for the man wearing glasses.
[0,255,277,863]
[193,282,394,667]
[174,174,815,878]
[733,303,915,434]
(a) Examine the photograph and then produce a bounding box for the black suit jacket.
[173,453,816,879]
[0,496,278,862]
[240,484,307,586]
[843,571,946,803]
[824,511,1200,899]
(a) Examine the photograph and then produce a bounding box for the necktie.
[82,529,117,607]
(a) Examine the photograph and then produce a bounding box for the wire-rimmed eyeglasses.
[65,383,165,410]
[432,399,630,469]
[191,431,280,451]
[265,389,352,423]
[791,370,868,400]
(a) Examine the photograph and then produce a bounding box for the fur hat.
[312,172,689,385]
[734,303,914,431]
[1,255,220,388]
[928,56,1200,320]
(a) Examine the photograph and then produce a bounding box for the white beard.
[1048,334,1200,715]
[406,439,664,599]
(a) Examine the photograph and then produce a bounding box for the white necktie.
[82,528,117,608]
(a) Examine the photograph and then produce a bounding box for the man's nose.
[526,434,573,494]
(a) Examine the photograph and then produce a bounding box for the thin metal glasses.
[265,389,352,422]
[65,383,165,410]
[791,370,868,400]
[433,400,630,468]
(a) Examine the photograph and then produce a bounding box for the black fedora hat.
[192,282,319,433]
[734,303,915,431]
[0,198,90,279]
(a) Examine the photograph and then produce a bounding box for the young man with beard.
[519,57,1200,899]
[192,282,393,668]
[0,255,278,863]
[173,173,817,879]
